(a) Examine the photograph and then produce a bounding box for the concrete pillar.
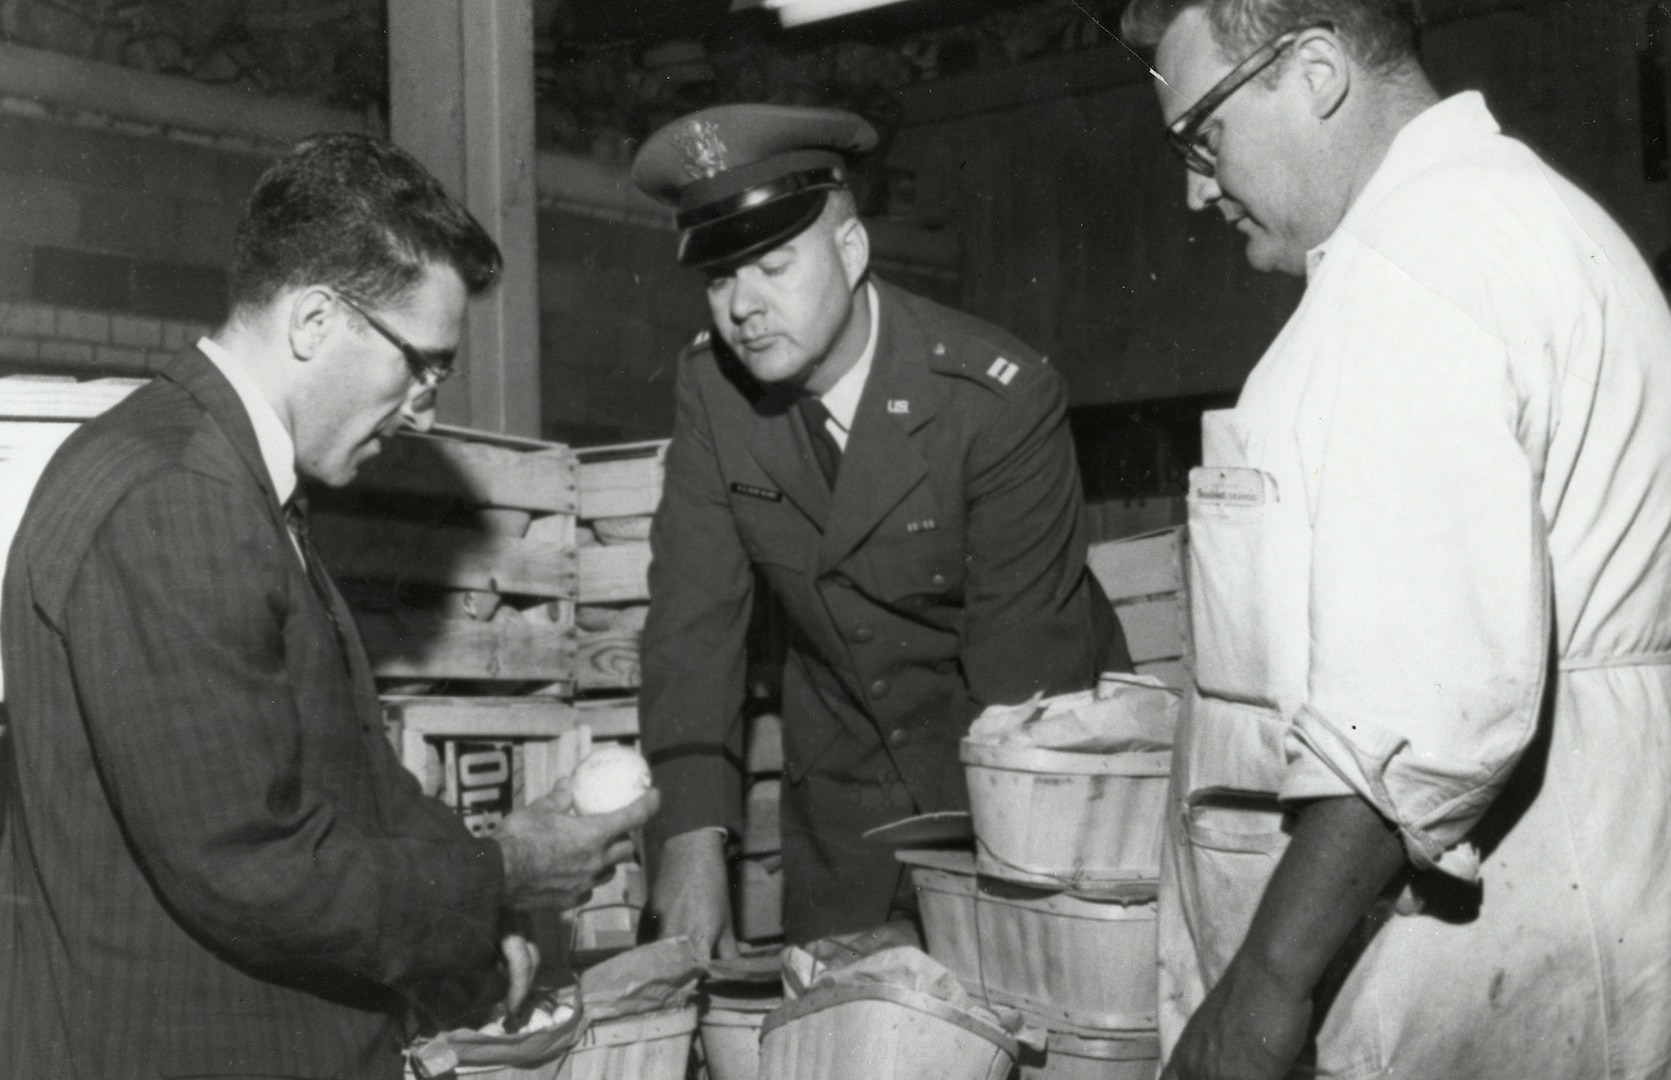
[388,0,541,437]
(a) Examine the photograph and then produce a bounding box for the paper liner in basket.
[781,942,1045,1050]
[966,673,1178,752]
[408,937,705,1077]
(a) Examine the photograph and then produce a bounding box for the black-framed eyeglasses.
[336,293,456,389]
[1165,24,1329,178]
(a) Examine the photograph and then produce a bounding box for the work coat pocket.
[1175,693,1292,978]
[1187,464,1307,708]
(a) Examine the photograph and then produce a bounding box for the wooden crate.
[565,440,671,697]
[310,426,581,690]
[576,440,668,520]
[1087,526,1192,690]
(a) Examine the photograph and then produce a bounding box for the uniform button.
[930,573,948,589]
[852,626,875,644]
[889,782,914,808]
[889,727,910,748]
[871,679,890,698]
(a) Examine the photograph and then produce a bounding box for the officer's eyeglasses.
[1166,24,1331,178]
[336,292,456,390]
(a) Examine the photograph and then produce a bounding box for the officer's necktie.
[797,396,842,487]
[284,495,343,639]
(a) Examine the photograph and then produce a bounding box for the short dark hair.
[228,132,502,312]
[1121,0,1419,75]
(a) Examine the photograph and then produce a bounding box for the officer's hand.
[494,784,660,909]
[647,829,738,959]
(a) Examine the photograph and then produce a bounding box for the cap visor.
[679,189,830,268]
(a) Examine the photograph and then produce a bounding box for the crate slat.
[315,510,578,599]
[575,626,642,691]
[1115,595,1189,665]
[576,440,667,519]
[352,431,577,514]
[579,543,651,604]
[356,608,576,681]
[0,375,145,420]
[1088,528,1185,604]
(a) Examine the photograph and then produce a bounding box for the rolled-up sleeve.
[1281,230,1550,879]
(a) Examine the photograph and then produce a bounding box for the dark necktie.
[797,396,842,487]
[284,495,343,639]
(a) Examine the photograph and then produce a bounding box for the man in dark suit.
[630,105,1129,951]
[0,133,656,1079]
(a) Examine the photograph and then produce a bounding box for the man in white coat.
[1122,1,1671,1077]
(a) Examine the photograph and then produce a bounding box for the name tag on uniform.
[730,482,783,502]
[1189,466,1272,507]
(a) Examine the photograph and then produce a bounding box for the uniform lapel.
[819,281,941,572]
[747,383,834,526]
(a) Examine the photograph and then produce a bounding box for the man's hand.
[1161,953,1313,1080]
[647,829,737,959]
[499,933,541,1025]
[494,780,659,909]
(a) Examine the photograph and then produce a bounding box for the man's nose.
[729,272,764,323]
[401,387,437,433]
[1186,168,1222,212]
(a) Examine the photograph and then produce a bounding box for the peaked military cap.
[631,103,879,268]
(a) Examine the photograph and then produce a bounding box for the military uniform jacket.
[641,279,1125,940]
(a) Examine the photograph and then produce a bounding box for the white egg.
[569,745,651,815]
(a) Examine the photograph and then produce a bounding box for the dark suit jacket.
[0,348,505,1079]
[640,279,1128,942]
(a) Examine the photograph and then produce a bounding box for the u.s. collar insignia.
[676,119,728,180]
[887,399,910,414]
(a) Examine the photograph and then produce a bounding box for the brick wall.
[0,109,268,327]
[0,299,211,375]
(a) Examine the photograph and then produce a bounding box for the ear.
[835,217,870,291]
[287,286,337,362]
[1294,27,1350,119]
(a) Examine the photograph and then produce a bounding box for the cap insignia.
[676,119,729,181]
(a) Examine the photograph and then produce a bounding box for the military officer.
[630,104,1130,951]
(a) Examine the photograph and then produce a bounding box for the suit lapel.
[162,348,285,524]
[163,348,382,716]
[819,282,942,571]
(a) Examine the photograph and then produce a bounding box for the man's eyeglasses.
[336,293,456,389]
[1165,25,1329,178]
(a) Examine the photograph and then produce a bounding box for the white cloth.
[816,283,879,450]
[1163,92,1671,1079]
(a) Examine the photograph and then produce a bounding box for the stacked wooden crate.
[1087,526,1191,690]
[571,440,788,946]
[571,441,665,696]
[736,708,785,943]
[310,426,653,955]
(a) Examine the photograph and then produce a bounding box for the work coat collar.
[745,277,944,568]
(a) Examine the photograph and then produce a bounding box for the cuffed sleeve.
[1283,230,1551,879]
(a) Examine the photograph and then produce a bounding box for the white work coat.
[1161,93,1671,1079]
